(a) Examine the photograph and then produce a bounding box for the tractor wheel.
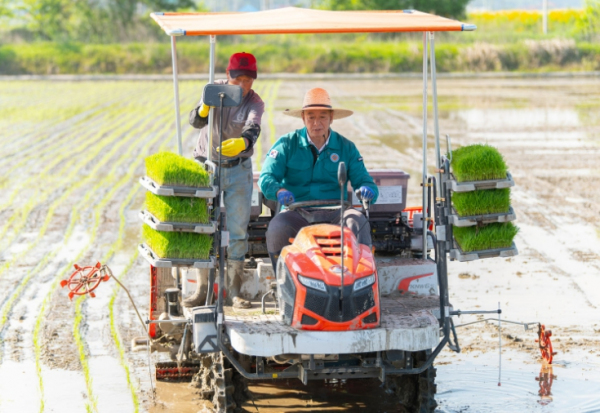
[192,352,249,412]
[385,351,437,413]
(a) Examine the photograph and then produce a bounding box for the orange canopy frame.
[151,7,475,36]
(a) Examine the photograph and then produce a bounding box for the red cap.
[227,52,257,79]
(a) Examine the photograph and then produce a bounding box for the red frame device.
[278,224,380,331]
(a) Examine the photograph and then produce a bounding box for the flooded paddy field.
[0,76,599,412]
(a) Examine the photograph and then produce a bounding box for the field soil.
[0,77,598,412]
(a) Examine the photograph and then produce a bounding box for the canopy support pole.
[207,35,217,162]
[421,32,429,258]
[171,36,183,155]
[430,32,441,198]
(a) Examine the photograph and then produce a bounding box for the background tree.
[323,0,472,19]
[6,0,199,42]
[577,0,600,40]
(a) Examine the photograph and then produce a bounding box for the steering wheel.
[286,199,351,211]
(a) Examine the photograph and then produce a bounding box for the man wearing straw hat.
[259,87,378,267]
[187,52,264,309]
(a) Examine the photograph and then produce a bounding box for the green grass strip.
[453,222,519,252]
[145,151,210,187]
[453,188,511,216]
[108,250,141,413]
[142,224,213,259]
[74,295,98,412]
[450,144,508,182]
[145,192,209,223]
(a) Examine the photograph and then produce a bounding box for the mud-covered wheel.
[191,352,249,412]
[385,351,437,413]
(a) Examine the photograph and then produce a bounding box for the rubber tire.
[386,351,438,413]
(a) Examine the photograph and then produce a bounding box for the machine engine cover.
[277,224,380,331]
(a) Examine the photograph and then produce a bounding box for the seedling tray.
[139,210,217,234]
[139,243,216,268]
[140,176,217,198]
[449,241,518,262]
[448,206,516,227]
[446,172,515,193]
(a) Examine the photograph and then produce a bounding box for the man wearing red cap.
[188,52,264,309]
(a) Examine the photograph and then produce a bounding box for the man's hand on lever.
[218,137,248,157]
[277,189,295,206]
[358,186,375,201]
[357,186,374,218]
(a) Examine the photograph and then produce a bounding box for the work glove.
[198,103,211,118]
[277,189,295,206]
[217,137,247,157]
[358,186,375,201]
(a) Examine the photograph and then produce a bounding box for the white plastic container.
[192,306,218,353]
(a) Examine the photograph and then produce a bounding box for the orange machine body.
[278,224,380,331]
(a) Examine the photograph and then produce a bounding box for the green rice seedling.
[453,188,510,216]
[453,222,519,252]
[145,192,210,223]
[143,224,213,259]
[450,144,507,182]
[145,151,210,187]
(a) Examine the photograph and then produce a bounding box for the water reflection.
[436,351,600,413]
[536,364,556,405]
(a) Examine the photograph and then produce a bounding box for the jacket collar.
[299,127,340,150]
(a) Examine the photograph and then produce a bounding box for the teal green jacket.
[258,127,378,203]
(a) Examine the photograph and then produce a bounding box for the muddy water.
[244,378,401,412]
[2,77,600,412]
[436,351,600,413]
[238,349,600,413]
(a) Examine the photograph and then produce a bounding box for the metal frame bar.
[170,36,183,155]
[430,32,442,198]
[421,32,429,258]
[207,35,217,162]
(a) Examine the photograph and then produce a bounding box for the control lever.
[355,189,370,219]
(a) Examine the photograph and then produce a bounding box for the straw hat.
[283,88,353,120]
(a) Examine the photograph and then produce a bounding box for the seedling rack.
[139,175,218,198]
[437,155,519,262]
[447,171,515,192]
[138,243,216,268]
[447,206,516,227]
[449,241,518,262]
[139,153,217,268]
[139,210,217,234]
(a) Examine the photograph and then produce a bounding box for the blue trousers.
[219,158,253,261]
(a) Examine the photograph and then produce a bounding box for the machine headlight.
[353,274,376,291]
[298,275,327,292]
